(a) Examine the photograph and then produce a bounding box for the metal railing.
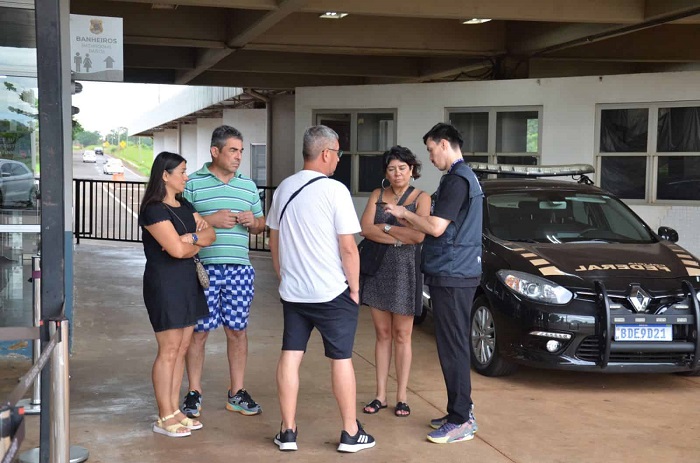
[74,178,145,243]
[0,257,88,463]
[73,179,276,251]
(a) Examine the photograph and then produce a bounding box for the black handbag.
[358,239,388,276]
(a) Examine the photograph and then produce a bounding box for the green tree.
[75,129,102,147]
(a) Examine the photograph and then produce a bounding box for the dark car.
[426,163,699,377]
[94,146,104,156]
[0,159,38,208]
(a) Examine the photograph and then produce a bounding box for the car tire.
[469,295,517,377]
[414,302,429,325]
[675,368,700,376]
[27,187,37,209]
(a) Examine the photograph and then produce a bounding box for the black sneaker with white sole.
[274,427,298,451]
[337,420,376,453]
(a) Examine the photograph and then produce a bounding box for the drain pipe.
[533,5,700,57]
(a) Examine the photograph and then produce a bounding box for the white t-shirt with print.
[268,170,361,303]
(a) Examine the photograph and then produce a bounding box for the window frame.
[595,101,700,204]
[313,108,397,195]
[445,105,543,164]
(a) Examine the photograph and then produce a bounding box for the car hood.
[500,241,700,287]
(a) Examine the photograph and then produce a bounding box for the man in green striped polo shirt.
[181,125,266,419]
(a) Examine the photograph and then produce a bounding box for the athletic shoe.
[182,390,202,418]
[226,388,262,415]
[429,404,478,433]
[337,420,376,453]
[427,421,475,444]
[274,427,298,451]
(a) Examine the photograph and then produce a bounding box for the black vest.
[421,162,483,282]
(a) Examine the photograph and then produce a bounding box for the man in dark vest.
[385,122,482,444]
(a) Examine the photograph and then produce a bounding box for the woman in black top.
[139,152,215,438]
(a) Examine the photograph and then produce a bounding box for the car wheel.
[414,301,429,325]
[675,368,700,376]
[469,295,517,377]
[27,187,37,208]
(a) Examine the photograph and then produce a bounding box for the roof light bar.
[468,162,595,177]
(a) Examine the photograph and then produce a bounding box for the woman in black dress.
[139,152,216,437]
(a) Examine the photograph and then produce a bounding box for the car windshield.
[486,191,656,244]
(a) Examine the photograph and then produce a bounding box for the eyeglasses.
[326,147,343,159]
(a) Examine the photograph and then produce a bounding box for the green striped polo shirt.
[184,163,263,266]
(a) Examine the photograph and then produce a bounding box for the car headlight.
[497,270,573,305]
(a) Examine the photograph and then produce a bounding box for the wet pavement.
[1,241,699,462]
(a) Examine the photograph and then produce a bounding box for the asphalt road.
[72,151,146,242]
[72,151,147,181]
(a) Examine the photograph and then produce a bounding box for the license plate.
[614,324,672,342]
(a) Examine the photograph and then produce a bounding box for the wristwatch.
[383,224,392,234]
[191,233,199,244]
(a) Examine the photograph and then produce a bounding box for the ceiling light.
[462,18,491,24]
[320,12,348,19]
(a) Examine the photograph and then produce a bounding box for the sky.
[72,81,186,136]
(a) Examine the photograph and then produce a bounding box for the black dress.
[139,199,208,332]
[360,189,423,316]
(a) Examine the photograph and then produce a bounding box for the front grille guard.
[593,280,699,370]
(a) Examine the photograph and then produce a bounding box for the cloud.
[72,81,186,136]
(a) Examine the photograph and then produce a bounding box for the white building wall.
[295,71,700,256]
[195,118,223,171]
[163,129,179,153]
[223,108,267,179]
[180,124,198,166]
[153,132,165,157]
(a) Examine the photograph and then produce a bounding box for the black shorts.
[281,288,359,359]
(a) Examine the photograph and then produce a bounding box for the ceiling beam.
[111,0,647,23]
[125,36,226,49]
[211,50,421,77]
[190,71,367,89]
[507,22,619,56]
[529,4,700,57]
[545,25,700,62]
[175,0,308,84]
[249,13,505,56]
[125,46,196,69]
[405,59,493,82]
[644,0,700,22]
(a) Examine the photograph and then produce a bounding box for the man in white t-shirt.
[267,125,376,454]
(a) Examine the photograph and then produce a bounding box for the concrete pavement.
[2,241,699,462]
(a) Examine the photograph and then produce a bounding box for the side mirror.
[658,226,679,243]
[1,172,10,178]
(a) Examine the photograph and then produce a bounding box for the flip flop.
[395,402,411,417]
[363,399,387,414]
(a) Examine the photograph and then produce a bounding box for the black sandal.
[363,399,387,414]
[395,402,411,417]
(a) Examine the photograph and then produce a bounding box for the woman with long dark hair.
[139,151,216,437]
[359,146,430,417]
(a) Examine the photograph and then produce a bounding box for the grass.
[114,144,153,177]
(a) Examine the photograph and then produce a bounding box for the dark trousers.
[430,285,477,424]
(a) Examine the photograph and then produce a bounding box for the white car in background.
[82,150,97,163]
[103,158,125,175]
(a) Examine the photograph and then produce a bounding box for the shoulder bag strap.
[279,176,327,222]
